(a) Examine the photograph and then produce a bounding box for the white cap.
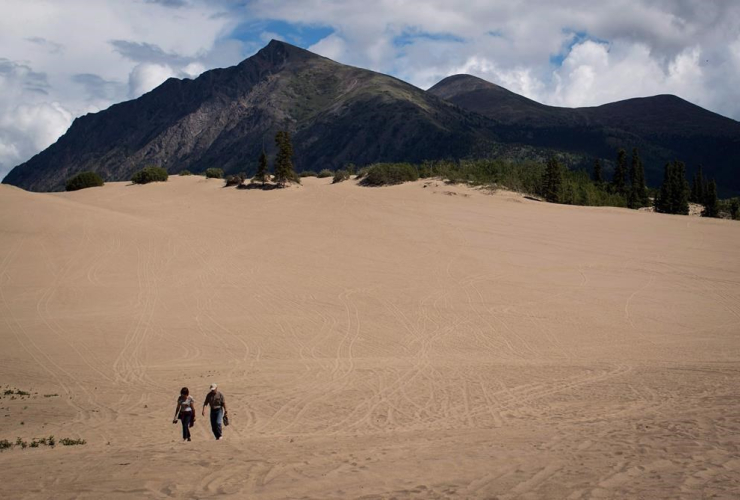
[209,383,218,391]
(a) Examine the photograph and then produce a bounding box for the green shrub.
[178,170,192,176]
[66,171,104,191]
[224,174,244,187]
[317,169,333,178]
[0,439,11,451]
[131,166,168,184]
[360,163,419,186]
[300,170,318,177]
[205,168,224,179]
[355,166,371,180]
[332,169,350,184]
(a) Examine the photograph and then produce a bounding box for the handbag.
[223,412,230,427]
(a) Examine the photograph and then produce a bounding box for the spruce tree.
[730,198,740,220]
[542,157,563,203]
[611,149,627,196]
[674,161,690,215]
[273,130,295,187]
[656,161,689,215]
[702,179,719,218]
[255,150,268,187]
[628,148,647,209]
[593,158,603,184]
[690,165,706,204]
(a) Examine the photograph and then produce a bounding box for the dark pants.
[180,412,192,440]
[210,408,223,439]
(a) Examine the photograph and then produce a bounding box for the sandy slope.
[0,176,739,499]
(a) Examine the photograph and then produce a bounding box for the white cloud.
[128,63,177,97]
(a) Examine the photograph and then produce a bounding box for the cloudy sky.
[2,0,739,179]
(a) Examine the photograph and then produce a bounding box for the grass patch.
[317,169,333,178]
[60,438,86,446]
[300,170,318,177]
[179,170,192,176]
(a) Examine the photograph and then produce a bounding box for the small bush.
[224,174,244,187]
[178,170,192,176]
[317,169,333,178]
[60,438,86,446]
[66,171,104,191]
[205,168,224,179]
[360,163,419,186]
[300,170,318,177]
[355,166,371,180]
[131,166,168,184]
[0,439,12,451]
[332,169,350,184]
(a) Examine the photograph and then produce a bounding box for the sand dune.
[1,176,739,499]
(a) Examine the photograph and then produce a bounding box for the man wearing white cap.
[202,383,227,440]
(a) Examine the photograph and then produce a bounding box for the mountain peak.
[428,74,505,99]
[250,39,318,67]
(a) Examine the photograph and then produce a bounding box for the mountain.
[5,43,740,196]
[429,75,740,196]
[3,41,496,192]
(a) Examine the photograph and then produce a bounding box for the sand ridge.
[0,176,739,499]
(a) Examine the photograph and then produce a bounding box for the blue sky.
[1,0,740,179]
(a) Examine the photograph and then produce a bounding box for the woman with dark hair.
[173,387,195,441]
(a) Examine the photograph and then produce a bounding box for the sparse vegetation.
[317,169,333,178]
[4,389,30,397]
[65,171,104,191]
[300,170,318,177]
[224,174,244,187]
[0,439,12,451]
[179,170,192,176]
[332,169,350,184]
[205,168,224,179]
[60,437,87,446]
[131,166,168,184]
[360,163,419,186]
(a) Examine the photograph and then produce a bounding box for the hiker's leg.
[181,413,191,440]
[210,409,221,439]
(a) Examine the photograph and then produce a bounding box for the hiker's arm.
[173,402,179,423]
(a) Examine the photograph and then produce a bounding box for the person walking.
[202,383,227,440]
[173,387,195,441]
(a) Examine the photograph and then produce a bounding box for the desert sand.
[0,175,739,499]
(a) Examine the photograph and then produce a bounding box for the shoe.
[187,437,191,441]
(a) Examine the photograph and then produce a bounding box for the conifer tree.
[542,157,563,203]
[690,165,706,203]
[593,158,603,184]
[273,130,295,187]
[702,179,719,218]
[611,149,627,196]
[730,198,740,220]
[628,148,647,209]
[254,150,268,187]
[656,161,689,215]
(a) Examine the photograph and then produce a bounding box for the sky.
[2,0,740,180]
